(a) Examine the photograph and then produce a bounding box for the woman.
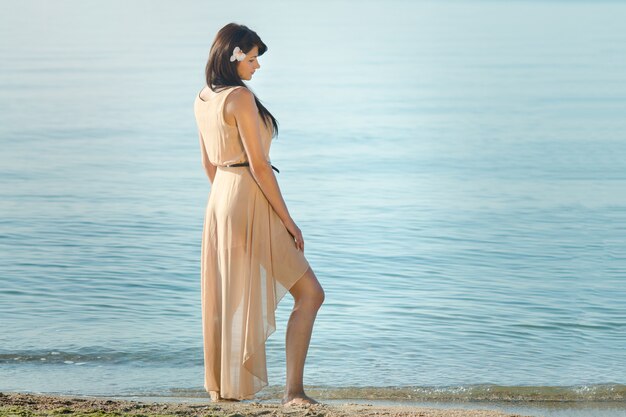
[193,23,325,406]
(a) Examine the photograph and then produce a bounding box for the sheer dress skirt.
[200,165,310,400]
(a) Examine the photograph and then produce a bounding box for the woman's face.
[236,45,261,81]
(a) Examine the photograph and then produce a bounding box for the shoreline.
[3,392,626,417]
[0,391,534,417]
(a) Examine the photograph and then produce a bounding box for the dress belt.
[225,161,280,173]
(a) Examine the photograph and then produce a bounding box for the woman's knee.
[291,267,325,309]
[311,284,325,310]
[301,287,324,311]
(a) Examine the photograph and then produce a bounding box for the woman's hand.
[284,218,304,252]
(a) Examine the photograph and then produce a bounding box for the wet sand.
[0,392,532,417]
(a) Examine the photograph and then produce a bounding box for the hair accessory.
[229,46,246,62]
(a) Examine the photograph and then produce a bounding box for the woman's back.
[194,85,272,167]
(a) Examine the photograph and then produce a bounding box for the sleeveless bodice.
[193,86,273,167]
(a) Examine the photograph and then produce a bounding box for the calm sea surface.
[1,0,625,414]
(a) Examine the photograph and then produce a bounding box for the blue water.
[1,0,626,409]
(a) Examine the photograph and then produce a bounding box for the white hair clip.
[229,46,246,62]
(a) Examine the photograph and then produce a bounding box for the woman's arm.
[229,88,298,231]
[198,128,217,184]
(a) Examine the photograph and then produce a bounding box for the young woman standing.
[193,23,325,406]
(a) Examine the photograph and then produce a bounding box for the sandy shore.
[0,392,533,417]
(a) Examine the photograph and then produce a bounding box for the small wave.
[270,384,626,402]
[157,384,626,402]
[0,347,200,366]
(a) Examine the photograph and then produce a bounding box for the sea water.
[1,1,625,415]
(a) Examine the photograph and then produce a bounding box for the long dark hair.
[205,23,278,138]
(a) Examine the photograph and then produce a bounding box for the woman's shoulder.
[224,86,255,110]
[222,87,255,126]
[225,85,252,99]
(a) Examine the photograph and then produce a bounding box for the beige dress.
[193,85,310,400]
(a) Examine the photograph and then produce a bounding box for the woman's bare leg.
[282,266,325,406]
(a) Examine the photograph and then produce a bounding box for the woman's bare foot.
[281,393,319,406]
[209,391,240,403]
